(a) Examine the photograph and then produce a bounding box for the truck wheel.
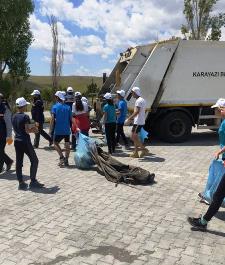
[159,111,192,143]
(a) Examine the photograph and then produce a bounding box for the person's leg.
[24,141,39,181]
[105,123,112,154]
[188,173,225,230]
[14,141,25,183]
[120,123,128,145]
[34,128,41,148]
[54,136,65,167]
[0,138,6,171]
[203,173,225,221]
[111,123,116,153]
[39,123,52,143]
[116,123,122,144]
[64,136,70,166]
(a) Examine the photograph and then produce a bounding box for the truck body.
[99,40,225,142]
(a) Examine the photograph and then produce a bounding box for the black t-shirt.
[12,113,31,142]
[31,99,45,123]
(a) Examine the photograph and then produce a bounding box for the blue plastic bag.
[138,128,149,143]
[203,160,225,206]
[74,133,95,169]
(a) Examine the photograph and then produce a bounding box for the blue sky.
[28,0,225,76]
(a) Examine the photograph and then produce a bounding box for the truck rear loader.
[99,40,225,143]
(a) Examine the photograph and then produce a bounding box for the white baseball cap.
[104,92,112,100]
[16,97,30,107]
[55,91,65,101]
[116,90,125,97]
[67,87,73,92]
[31,89,40,96]
[81,97,88,103]
[75,91,82,97]
[131,87,141,97]
[211,98,225,108]
[61,91,66,96]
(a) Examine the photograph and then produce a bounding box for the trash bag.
[138,127,149,143]
[203,159,225,206]
[74,132,95,169]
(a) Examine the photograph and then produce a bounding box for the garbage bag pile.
[203,159,225,206]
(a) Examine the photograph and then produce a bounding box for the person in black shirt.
[0,93,13,173]
[12,97,44,190]
[31,90,52,148]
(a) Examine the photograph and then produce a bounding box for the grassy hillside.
[26,75,103,93]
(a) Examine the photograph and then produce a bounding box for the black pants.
[105,123,116,154]
[0,137,13,171]
[34,123,52,147]
[14,141,39,182]
[116,123,128,145]
[204,173,225,221]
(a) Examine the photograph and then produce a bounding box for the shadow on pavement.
[147,131,218,147]
[29,185,60,194]
[139,155,165,162]
[0,171,30,181]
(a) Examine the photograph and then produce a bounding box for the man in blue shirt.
[50,91,72,167]
[116,90,128,147]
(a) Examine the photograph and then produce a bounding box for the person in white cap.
[71,92,90,150]
[65,87,75,110]
[125,87,149,158]
[102,92,116,154]
[188,98,225,231]
[50,91,72,167]
[30,89,52,148]
[12,97,44,190]
[116,90,128,148]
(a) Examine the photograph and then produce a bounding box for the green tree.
[0,0,34,81]
[181,0,225,40]
[85,79,99,104]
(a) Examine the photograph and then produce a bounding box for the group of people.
[102,86,149,157]
[0,85,149,190]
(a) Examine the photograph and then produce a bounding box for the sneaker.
[125,144,130,150]
[29,180,45,189]
[116,143,122,148]
[64,158,69,167]
[129,152,139,158]
[187,216,207,231]
[18,182,28,190]
[139,148,149,158]
[6,160,14,171]
[58,157,65,167]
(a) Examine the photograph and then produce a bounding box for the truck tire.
[159,111,192,143]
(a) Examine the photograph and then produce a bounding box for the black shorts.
[131,125,143,133]
[54,135,70,143]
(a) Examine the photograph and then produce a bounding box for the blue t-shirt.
[219,119,225,159]
[117,99,127,124]
[52,103,72,135]
[103,103,116,123]
[12,113,31,142]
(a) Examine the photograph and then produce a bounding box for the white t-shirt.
[134,97,146,125]
[72,101,88,115]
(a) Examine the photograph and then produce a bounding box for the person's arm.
[49,114,55,134]
[24,115,38,134]
[4,107,12,138]
[102,105,108,124]
[127,106,140,122]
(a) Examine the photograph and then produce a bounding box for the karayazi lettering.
[193,72,225,77]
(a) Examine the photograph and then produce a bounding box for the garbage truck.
[99,39,225,143]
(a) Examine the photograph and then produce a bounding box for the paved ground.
[1,128,225,265]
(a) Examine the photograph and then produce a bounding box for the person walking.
[115,90,129,148]
[0,94,13,173]
[102,93,116,154]
[125,87,148,158]
[188,99,225,230]
[72,92,90,137]
[31,89,52,148]
[50,91,72,167]
[12,97,44,190]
